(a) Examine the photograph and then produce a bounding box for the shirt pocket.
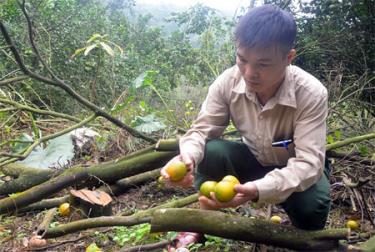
[270,142,295,166]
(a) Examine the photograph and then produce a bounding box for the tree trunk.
[150,208,349,251]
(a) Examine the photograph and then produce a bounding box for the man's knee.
[282,179,331,230]
[289,198,330,230]
[204,139,231,160]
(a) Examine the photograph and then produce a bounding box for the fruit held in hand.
[346,220,359,230]
[200,181,218,198]
[222,175,240,185]
[59,203,70,216]
[165,161,187,181]
[270,215,282,224]
[214,181,236,202]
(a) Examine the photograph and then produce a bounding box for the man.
[161,5,331,250]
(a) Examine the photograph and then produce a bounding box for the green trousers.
[194,139,331,230]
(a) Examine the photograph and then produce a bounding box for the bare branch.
[18,0,56,78]
[0,75,29,86]
[0,97,81,122]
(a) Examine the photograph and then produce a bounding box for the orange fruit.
[270,215,282,224]
[346,220,359,230]
[214,181,236,202]
[199,181,218,198]
[59,203,70,216]
[165,161,187,181]
[221,175,240,185]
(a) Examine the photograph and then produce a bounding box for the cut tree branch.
[326,132,375,151]
[150,208,349,251]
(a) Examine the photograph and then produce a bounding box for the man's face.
[236,45,295,95]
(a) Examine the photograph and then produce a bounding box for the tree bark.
[150,208,349,251]
[0,164,54,195]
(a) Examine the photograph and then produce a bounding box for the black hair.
[235,5,297,55]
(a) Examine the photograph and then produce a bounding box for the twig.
[36,207,57,236]
[327,150,374,166]
[0,75,29,86]
[27,234,87,251]
[0,97,81,122]
[119,239,172,252]
[358,188,375,228]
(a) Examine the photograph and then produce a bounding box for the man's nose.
[244,64,258,79]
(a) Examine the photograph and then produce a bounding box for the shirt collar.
[232,65,297,109]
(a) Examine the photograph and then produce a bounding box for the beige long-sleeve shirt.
[180,65,328,204]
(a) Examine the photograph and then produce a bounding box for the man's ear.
[287,49,296,64]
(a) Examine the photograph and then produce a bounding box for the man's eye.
[258,64,269,68]
[239,57,246,63]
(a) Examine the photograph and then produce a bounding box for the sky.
[137,0,251,14]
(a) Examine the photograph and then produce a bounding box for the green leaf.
[133,70,158,89]
[327,135,334,144]
[358,145,368,157]
[84,44,97,56]
[17,133,75,169]
[86,33,103,43]
[70,47,86,59]
[111,95,135,113]
[334,130,342,141]
[100,42,114,56]
[132,114,165,134]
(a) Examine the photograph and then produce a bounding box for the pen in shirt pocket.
[272,139,293,149]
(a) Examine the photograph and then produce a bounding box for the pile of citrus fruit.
[200,175,240,202]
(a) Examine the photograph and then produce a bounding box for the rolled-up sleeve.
[179,73,230,166]
[254,90,328,204]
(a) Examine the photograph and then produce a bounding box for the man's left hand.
[199,182,259,210]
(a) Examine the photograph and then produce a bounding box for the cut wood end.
[70,189,112,206]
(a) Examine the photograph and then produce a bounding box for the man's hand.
[160,154,195,188]
[199,182,259,210]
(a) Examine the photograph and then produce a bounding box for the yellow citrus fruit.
[165,161,187,181]
[221,175,240,185]
[59,203,70,216]
[346,220,359,230]
[214,181,236,202]
[270,215,282,224]
[200,181,218,198]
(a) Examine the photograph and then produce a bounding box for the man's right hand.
[160,154,195,188]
